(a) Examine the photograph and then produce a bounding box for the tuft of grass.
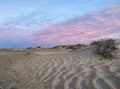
[91,38,119,60]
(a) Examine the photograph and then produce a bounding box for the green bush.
[91,39,119,59]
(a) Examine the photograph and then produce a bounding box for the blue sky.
[0,0,120,48]
[0,0,119,23]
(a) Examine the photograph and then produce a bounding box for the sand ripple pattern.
[0,49,120,89]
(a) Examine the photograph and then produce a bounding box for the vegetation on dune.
[26,46,43,50]
[52,44,87,50]
[26,47,33,49]
[91,38,119,59]
[36,46,42,48]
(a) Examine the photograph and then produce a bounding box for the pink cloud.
[31,24,106,45]
[0,6,120,47]
[29,6,120,45]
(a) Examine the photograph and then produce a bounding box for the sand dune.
[0,46,120,89]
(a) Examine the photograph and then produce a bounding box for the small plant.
[26,47,33,49]
[90,40,102,45]
[91,38,119,59]
[36,46,42,48]
[67,45,76,50]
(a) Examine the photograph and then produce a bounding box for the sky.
[0,0,120,48]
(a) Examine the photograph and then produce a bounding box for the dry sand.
[0,46,120,89]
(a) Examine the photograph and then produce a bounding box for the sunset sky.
[0,0,120,48]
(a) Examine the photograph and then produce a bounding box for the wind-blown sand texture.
[0,46,120,89]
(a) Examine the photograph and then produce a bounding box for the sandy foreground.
[0,46,120,89]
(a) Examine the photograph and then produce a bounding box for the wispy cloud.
[0,29,32,48]
[29,5,120,45]
[0,5,120,47]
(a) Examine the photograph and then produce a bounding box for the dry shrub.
[90,40,102,45]
[26,47,33,49]
[91,39,119,59]
[67,45,76,50]
[36,46,42,48]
